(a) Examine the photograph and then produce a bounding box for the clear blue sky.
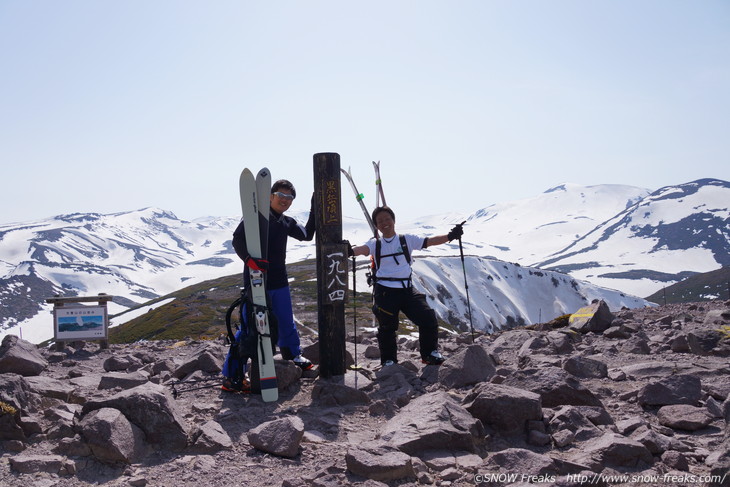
[1,0,728,224]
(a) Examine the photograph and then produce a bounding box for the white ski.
[240,167,278,402]
[341,166,377,239]
[372,160,387,207]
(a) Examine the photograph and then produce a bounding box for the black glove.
[447,223,464,242]
[342,240,354,257]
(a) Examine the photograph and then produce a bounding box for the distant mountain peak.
[544,183,570,193]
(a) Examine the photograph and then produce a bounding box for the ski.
[340,166,377,239]
[239,167,278,402]
[372,160,387,207]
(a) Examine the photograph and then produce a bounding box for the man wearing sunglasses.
[223,179,316,393]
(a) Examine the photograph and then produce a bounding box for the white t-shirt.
[365,234,427,288]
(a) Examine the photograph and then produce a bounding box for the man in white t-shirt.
[350,206,464,366]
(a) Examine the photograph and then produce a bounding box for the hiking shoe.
[422,351,445,366]
[293,355,313,371]
[382,360,396,367]
[221,378,251,393]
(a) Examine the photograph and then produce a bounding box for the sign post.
[313,153,347,377]
[46,294,113,349]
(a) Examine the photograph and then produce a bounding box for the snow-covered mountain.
[0,209,245,343]
[1,178,726,344]
[451,183,651,263]
[533,179,729,296]
[407,256,647,335]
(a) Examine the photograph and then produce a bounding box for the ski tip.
[240,168,254,186]
[257,167,271,179]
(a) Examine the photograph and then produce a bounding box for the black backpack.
[370,235,412,288]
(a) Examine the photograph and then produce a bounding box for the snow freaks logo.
[473,472,728,485]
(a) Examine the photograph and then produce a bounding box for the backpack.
[224,287,278,387]
[369,235,412,288]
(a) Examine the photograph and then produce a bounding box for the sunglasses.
[272,191,295,201]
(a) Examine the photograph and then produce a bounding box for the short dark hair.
[372,206,395,224]
[271,179,296,198]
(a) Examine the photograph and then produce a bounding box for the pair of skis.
[341,160,387,239]
[239,168,278,402]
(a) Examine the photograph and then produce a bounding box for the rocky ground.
[1,300,729,487]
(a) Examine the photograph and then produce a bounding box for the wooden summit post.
[313,153,348,378]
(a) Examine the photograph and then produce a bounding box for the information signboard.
[53,304,108,341]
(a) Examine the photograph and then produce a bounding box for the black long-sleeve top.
[232,208,316,290]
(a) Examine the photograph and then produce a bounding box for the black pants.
[372,284,439,364]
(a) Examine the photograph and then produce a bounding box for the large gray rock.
[172,347,224,379]
[486,448,588,477]
[379,391,485,455]
[437,344,496,389]
[98,371,150,390]
[703,309,730,326]
[502,367,604,408]
[575,433,653,469]
[569,300,614,334]
[657,404,713,431]
[9,454,66,474]
[710,408,730,487]
[688,329,730,357]
[24,375,76,402]
[81,382,189,451]
[367,365,416,408]
[0,373,31,411]
[562,355,608,378]
[619,361,687,379]
[548,405,603,442]
[346,443,415,481]
[620,335,651,354]
[189,420,233,454]
[312,380,370,406]
[629,426,673,455]
[0,373,31,441]
[0,403,24,441]
[248,416,304,458]
[518,335,557,358]
[638,374,702,407]
[79,407,147,464]
[0,335,47,376]
[103,354,144,372]
[462,382,542,436]
[547,330,579,354]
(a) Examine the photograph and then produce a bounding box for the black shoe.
[221,378,251,393]
[293,355,313,371]
[421,351,445,366]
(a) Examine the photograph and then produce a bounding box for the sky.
[1,0,728,225]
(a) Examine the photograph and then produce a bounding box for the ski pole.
[349,254,362,371]
[456,222,475,343]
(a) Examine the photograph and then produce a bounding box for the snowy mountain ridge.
[1,178,727,344]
